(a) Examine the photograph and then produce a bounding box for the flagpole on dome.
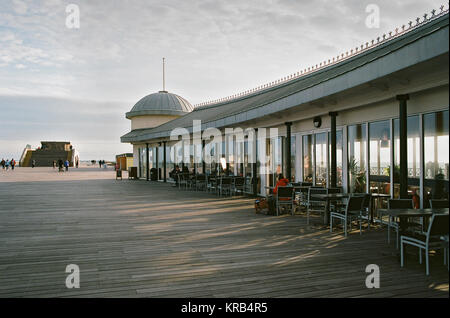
[162,57,166,92]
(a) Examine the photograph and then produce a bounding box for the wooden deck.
[0,167,448,298]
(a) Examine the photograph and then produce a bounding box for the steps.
[30,150,71,167]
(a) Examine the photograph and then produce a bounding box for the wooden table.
[310,193,349,224]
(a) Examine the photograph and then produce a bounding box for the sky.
[0,0,445,160]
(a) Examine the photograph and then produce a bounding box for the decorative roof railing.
[193,4,449,109]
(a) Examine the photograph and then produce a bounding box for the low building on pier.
[121,10,449,207]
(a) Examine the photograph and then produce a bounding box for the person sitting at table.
[169,165,180,186]
[273,174,290,196]
[267,174,290,214]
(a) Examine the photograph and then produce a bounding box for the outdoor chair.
[430,200,449,209]
[330,195,365,236]
[352,194,372,234]
[244,177,253,195]
[328,187,343,212]
[178,173,188,189]
[401,214,449,275]
[218,177,232,196]
[207,175,217,194]
[293,186,309,212]
[195,174,207,191]
[306,187,327,225]
[276,186,295,216]
[387,199,415,248]
[233,177,245,196]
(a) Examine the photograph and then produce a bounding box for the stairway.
[30,150,71,167]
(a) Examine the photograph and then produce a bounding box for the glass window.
[244,139,252,178]
[166,145,174,180]
[424,110,449,202]
[303,135,313,183]
[149,147,154,170]
[139,147,146,178]
[236,140,244,177]
[393,116,420,200]
[290,135,296,182]
[315,132,327,187]
[369,121,391,194]
[348,124,367,193]
[328,130,343,186]
[274,136,284,178]
[265,138,273,187]
[194,143,202,174]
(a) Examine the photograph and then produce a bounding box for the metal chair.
[306,187,327,225]
[195,174,207,191]
[430,200,449,209]
[328,187,343,213]
[207,175,217,194]
[218,177,232,196]
[330,195,365,236]
[387,199,414,248]
[401,214,449,275]
[276,186,295,216]
[178,173,188,189]
[358,194,372,233]
[233,177,245,196]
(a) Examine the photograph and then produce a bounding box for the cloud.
[0,0,446,159]
[12,0,28,15]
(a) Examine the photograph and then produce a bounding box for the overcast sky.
[0,0,445,160]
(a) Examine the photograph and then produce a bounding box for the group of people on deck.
[52,159,70,172]
[1,158,16,171]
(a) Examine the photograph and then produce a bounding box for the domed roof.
[126,91,193,119]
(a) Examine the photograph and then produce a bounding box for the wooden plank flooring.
[0,167,448,298]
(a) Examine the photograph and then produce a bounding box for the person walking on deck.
[64,159,69,171]
[10,158,15,170]
[1,159,5,170]
[57,159,64,172]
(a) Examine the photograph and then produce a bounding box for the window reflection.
[348,124,367,193]
[424,110,449,202]
[315,133,327,186]
[393,116,420,201]
[369,121,390,194]
[328,130,343,186]
[291,136,296,182]
[303,135,313,183]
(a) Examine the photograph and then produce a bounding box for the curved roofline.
[128,90,194,117]
[126,109,191,119]
[121,8,449,143]
[193,4,449,110]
